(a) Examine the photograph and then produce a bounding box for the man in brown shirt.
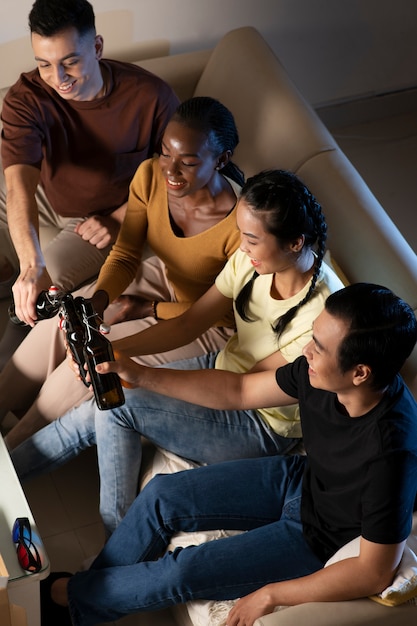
[0,0,178,332]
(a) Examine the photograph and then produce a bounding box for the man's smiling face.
[303,309,352,394]
[32,26,103,101]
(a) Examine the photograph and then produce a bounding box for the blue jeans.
[10,400,97,479]
[11,353,298,535]
[95,353,298,534]
[67,455,323,626]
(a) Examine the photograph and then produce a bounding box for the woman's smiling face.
[236,199,294,275]
[158,121,220,198]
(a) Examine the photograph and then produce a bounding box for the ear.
[215,150,232,171]
[95,35,104,60]
[289,235,305,253]
[352,364,373,387]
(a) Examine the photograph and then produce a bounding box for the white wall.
[0,0,416,107]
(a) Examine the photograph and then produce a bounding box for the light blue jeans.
[11,353,298,535]
[67,455,323,626]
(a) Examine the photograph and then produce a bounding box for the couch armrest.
[254,599,416,626]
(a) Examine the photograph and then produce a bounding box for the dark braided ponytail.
[170,97,244,186]
[235,169,327,340]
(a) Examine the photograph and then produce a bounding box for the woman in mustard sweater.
[1,97,244,449]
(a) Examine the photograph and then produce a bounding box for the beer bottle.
[9,285,62,325]
[59,294,89,387]
[80,299,125,410]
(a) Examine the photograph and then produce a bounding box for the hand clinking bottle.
[9,287,125,410]
[58,294,89,388]
[79,298,125,410]
[8,285,62,325]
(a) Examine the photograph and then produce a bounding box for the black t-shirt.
[277,356,417,562]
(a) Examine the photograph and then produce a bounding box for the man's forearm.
[227,552,402,626]
[101,353,290,410]
[267,558,396,606]
[5,164,43,269]
[131,365,246,409]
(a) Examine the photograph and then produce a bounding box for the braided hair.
[170,97,244,186]
[235,169,327,340]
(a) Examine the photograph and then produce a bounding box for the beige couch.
[1,25,416,626]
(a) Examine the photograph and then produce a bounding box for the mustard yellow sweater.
[96,157,241,323]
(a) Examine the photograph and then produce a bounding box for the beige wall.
[0,0,416,106]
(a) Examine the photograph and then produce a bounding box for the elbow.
[368,568,398,598]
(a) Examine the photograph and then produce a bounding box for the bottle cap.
[48,285,60,294]
[99,322,111,334]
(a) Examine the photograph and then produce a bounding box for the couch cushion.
[253,598,417,626]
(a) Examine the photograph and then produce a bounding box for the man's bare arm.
[5,163,53,324]
[227,538,406,626]
[97,351,297,410]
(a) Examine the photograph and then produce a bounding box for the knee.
[141,472,171,501]
[140,472,183,518]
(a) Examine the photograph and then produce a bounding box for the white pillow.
[325,512,417,606]
[141,447,243,625]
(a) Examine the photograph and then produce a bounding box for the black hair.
[29,0,95,37]
[325,283,417,390]
[235,169,327,339]
[170,97,244,186]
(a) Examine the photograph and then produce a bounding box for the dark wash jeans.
[68,454,323,625]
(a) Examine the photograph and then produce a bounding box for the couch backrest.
[194,27,338,179]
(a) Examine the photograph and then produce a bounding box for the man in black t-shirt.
[41,283,417,626]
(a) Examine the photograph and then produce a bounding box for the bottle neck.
[82,302,102,340]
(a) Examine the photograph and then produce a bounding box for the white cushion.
[325,513,417,606]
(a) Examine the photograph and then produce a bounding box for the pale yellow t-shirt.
[214,248,344,437]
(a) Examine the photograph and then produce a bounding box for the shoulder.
[215,248,252,294]
[3,69,51,109]
[222,249,253,279]
[276,355,309,398]
[380,376,417,448]
[104,59,175,94]
[130,157,165,200]
[132,155,162,182]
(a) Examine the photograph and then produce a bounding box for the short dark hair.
[29,0,95,37]
[325,283,417,390]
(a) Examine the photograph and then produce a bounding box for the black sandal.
[40,571,73,626]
